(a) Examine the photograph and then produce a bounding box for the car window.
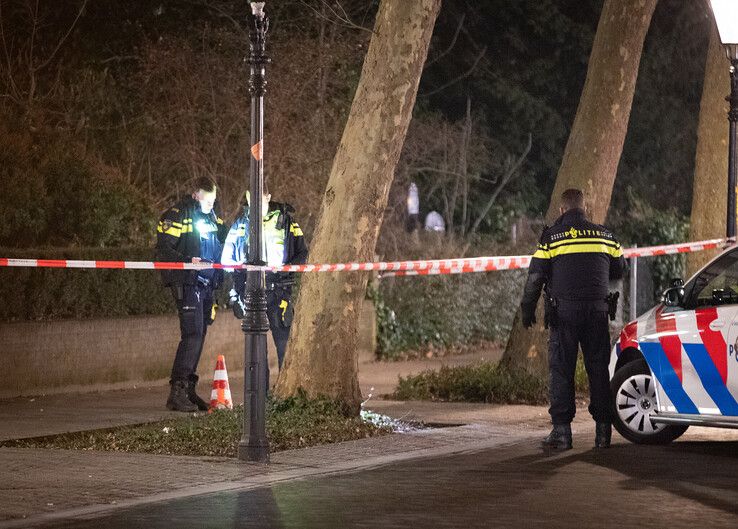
[685,249,738,308]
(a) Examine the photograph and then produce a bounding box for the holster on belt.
[544,293,558,329]
[606,292,620,322]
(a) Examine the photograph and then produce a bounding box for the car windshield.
[686,248,738,308]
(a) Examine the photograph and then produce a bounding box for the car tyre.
[611,358,688,445]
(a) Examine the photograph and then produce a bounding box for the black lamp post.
[709,0,738,240]
[238,0,270,463]
[727,51,738,240]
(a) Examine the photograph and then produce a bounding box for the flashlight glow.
[196,219,216,235]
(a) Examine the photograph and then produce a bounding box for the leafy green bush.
[611,190,689,302]
[0,247,175,321]
[0,129,155,248]
[373,270,526,359]
[1,395,390,456]
[393,362,548,404]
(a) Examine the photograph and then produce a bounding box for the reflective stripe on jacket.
[155,197,228,287]
[222,202,308,288]
[521,208,625,312]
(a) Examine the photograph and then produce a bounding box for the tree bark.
[274,0,441,413]
[502,0,657,375]
[686,29,730,278]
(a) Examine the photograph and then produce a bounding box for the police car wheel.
[611,359,688,445]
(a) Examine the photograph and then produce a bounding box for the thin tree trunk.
[502,0,657,375]
[275,0,441,413]
[687,29,730,278]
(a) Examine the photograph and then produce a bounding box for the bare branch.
[298,0,374,34]
[408,166,465,178]
[425,13,465,68]
[27,0,38,71]
[36,0,88,72]
[419,46,487,98]
[469,133,532,235]
[98,55,139,65]
[183,0,248,38]
[0,0,21,101]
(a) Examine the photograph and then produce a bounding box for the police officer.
[521,189,624,449]
[156,177,229,412]
[222,188,308,371]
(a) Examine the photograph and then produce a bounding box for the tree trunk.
[274,0,441,413]
[686,29,730,278]
[502,0,657,375]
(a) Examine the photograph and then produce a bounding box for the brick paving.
[0,424,545,527]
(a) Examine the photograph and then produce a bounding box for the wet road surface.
[36,437,738,529]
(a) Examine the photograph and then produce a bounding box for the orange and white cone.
[209,354,233,411]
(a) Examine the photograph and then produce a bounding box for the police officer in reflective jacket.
[222,188,308,372]
[521,189,625,449]
[156,177,229,412]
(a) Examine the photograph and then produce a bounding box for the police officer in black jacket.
[521,189,625,449]
[156,177,229,412]
[222,189,308,372]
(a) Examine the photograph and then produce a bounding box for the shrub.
[611,190,689,302]
[0,247,173,321]
[393,362,548,404]
[0,128,155,249]
[373,270,526,359]
[394,359,592,404]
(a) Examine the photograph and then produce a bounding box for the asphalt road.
[37,436,738,529]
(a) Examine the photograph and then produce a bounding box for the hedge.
[0,247,175,321]
[372,270,526,359]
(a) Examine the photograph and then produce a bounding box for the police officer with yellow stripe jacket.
[521,189,624,450]
[156,177,229,412]
[222,189,308,371]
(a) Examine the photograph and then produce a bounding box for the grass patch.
[1,395,391,457]
[393,362,548,404]
[394,357,593,405]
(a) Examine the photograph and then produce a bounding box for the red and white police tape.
[0,237,729,277]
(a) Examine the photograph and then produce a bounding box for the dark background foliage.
[0,1,714,352]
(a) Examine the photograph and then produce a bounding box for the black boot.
[595,422,612,448]
[166,380,198,412]
[541,424,573,450]
[187,376,209,411]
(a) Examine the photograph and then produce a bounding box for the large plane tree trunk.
[274,0,441,413]
[502,0,657,375]
[686,29,730,278]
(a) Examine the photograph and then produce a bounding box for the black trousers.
[266,286,293,369]
[548,301,612,425]
[170,283,214,383]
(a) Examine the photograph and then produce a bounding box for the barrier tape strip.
[0,238,730,277]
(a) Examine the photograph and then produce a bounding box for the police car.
[610,246,738,444]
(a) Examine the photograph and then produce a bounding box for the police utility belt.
[544,293,619,327]
[266,280,294,291]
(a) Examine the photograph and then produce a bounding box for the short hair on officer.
[560,188,584,212]
[194,176,217,194]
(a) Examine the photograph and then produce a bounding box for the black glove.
[521,306,536,329]
[229,288,246,319]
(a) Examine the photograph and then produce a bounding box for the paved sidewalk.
[0,347,554,527]
[0,423,550,527]
[0,347,628,527]
[0,348,501,442]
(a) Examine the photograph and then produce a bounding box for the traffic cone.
[209,354,233,411]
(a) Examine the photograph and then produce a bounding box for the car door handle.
[710,320,726,330]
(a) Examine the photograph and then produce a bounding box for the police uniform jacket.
[155,197,229,287]
[521,208,625,315]
[222,201,308,288]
